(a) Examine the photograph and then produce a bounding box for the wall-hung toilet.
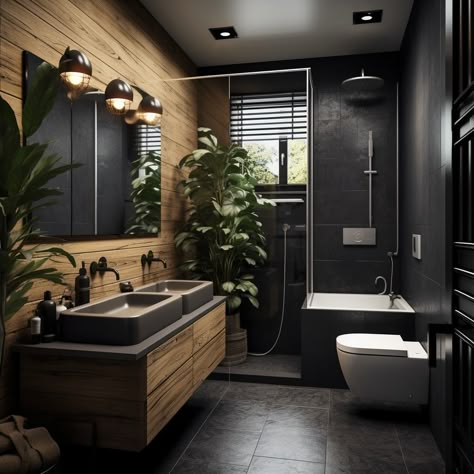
[336,333,428,404]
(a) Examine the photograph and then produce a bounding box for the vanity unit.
[14,297,225,452]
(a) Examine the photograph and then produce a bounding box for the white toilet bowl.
[336,333,428,404]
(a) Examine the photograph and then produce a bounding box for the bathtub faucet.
[375,276,387,295]
[389,292,401,306]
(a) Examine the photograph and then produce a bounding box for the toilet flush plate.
[343,228,376,246]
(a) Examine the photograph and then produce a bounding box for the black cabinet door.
[453,0,474,471]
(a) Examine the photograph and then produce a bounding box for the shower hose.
[248,223,289,357]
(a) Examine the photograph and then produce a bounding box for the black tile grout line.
[168,379,231,474]
[247,399,274,473]
[247,454,326,469]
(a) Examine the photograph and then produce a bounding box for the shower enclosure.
[169,68,313,381]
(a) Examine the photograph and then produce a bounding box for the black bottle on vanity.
[75,261,90,306]
[37,291,56,342]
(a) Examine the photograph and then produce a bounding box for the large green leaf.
[0,96,20,189]
[22,62,60,138]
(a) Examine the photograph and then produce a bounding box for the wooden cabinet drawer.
[193,329,225,388]
[146,358,193,442]
[193,303,225,353]
[146,326,193,395]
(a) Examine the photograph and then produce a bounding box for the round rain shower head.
[341,68,384,92]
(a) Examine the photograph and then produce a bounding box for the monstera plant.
[0,61,77,369]
[127,150,161,235]
[175,128,274,316]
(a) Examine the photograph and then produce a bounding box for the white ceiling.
[140,0,414,67]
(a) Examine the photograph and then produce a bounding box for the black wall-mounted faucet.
[90,257,120,280]
[141,250,167,268]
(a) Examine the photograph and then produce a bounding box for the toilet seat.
[336,333,408,357]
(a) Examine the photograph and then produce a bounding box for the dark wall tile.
[399,0,450,459]
[311,53,399,292]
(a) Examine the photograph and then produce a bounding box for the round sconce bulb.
[58,48,92,93]
[105,79,133,115]
[137,96,163,126]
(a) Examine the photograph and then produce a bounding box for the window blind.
[131,124,161,157]
[231,91,307,142]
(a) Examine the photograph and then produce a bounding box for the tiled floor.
[213,354,302,379]
[61,380,445,473]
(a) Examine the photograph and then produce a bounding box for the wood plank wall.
[197,77,230,145]
[0,0,199,416]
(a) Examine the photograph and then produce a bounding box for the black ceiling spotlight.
[209,26,238,40]
[353,10,383,24]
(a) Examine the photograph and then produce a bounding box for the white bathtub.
[306,292,414,313]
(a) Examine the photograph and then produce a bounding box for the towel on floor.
[0,415,59,473]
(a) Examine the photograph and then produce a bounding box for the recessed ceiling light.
[353,10,383,25]
[209,26,238,40]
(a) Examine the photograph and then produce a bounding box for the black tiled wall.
[399,0,451,460]
[312,53,399,293]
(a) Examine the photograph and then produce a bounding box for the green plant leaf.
[226,295,242,313]
[219,245,233,251]
[0,96,20,186]
[222,281,235,293]
[22,62,60,138]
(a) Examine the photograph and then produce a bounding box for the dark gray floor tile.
[172,458,248,473]
[327,428,405,471]
[192,380,230,404]
[255,424,326,463]
[223,382,280,403]
[396,424,445,473]
[206,400,269,433]
[268,405,328,431]
[325,460,407,473]
[248,456,324,473]
[183,426,260,467]
[274,386,330,408]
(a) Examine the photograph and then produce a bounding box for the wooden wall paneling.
[0,0,199,416]
[197,77,230,145]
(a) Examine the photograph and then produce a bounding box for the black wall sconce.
[124,86,163,126]
[58,47,92,94]
[105,78,133,115]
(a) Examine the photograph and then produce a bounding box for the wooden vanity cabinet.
[18,302,225,451]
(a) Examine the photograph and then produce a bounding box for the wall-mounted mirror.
[23,52,161,238]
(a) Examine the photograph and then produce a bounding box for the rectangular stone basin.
[136,280,213,314]
[60,293,182,345]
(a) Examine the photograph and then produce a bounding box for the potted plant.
[175,128,274,365]
[0,61,77,370]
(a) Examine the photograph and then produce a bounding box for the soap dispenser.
[75,261,90,306]
[37,291,56,342]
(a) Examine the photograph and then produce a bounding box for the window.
[230,92,307,185]
[131,124,161,158]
